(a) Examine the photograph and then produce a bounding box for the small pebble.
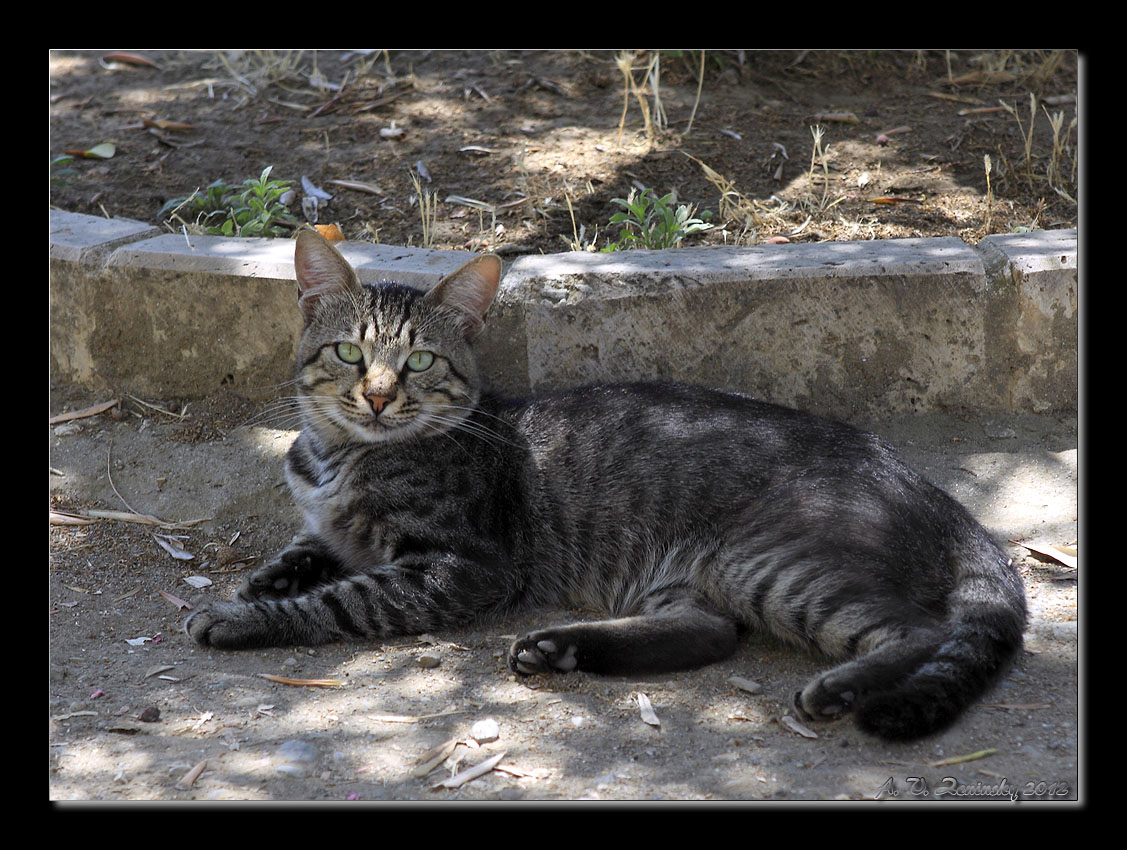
[273,739,319,778]
[416,654,441,668]
[727,676,762,694]
[471,718,500,743]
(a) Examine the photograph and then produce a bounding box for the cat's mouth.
[328,395,452,444]
[302,390,476,446]
[345,401,416,442]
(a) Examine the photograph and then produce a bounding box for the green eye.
[406,350,434,372]
[335,342,363,364]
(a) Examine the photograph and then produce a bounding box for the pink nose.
[367,393,394,414]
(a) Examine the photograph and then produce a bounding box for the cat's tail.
[865,543,1026,741]
[800,541,1028,741]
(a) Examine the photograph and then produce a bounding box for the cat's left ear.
[425,254,501,339]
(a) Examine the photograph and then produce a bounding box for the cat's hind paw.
[236,547,328,602]
[508,635,579,675]
[795,674,857,723]
[237,570,299,602]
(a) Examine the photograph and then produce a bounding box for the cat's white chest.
[285,435,348,539]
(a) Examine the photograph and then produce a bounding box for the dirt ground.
[49,388,1078,803]
[49,49,1078,252]
[49,50,1080,803]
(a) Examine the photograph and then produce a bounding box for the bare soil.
[49,390,1078,803]
[49,50,1080,803]
[49,49,1078,252]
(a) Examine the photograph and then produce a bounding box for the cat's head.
[291,229,501,445]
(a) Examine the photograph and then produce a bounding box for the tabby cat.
[186,229,1027,741]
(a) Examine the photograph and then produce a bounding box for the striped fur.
[186,230,1027,741]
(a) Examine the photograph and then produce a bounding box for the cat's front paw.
[508,634,579,675]
[184,602,256,650]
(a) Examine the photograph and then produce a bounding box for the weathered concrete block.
[49,209,1078,417]
[49,211,475,399]
[493,239,998,418]
[978,230,1078,412]
[49,209,160,266]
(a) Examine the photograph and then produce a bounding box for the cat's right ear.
[294,229,361,321]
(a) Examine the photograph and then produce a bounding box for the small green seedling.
[160,166,299,237]
[602,187,712,251]
[51,154,77,186]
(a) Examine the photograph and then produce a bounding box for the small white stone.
[471,718,500,743]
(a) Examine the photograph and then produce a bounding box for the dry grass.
[210,50,308,96]
[409,171,438,248]
[615,51,666,143]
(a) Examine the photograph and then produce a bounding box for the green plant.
[602,188,712,252]
[160,166,299,237]
[51,154,77,186]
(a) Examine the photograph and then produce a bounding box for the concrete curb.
[49,209,1077,418]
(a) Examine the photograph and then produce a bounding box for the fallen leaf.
[957,106,1009,116]
[51,710,98,721]
[494,763,550,780]
[143,118,196,131]
[51,511,95,526]
[778,715,819,738]
[326,179,385,195]
[927,91,983,105]
[112,586,140,602]
[183,575,212,589]
[944,70,1015,86]
[1021,541,1077,570]
[190,711,215,731]
[49,399,120,424]
[637,693,661,728]
[102,52,160,69]
[176,761,207,789]
[929,748,997,767]
[154,535,194,560]
[431,751,506,790]
[301,176,333,201]
[159,589,192,610]
[258,673,344,687]
[368,707,465,723]
[63,142,116,159]
[411,738,460,777]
